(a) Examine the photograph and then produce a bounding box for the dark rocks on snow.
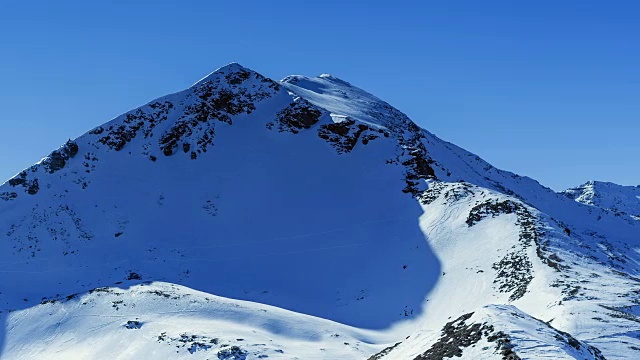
[217,345,248,360]
[552,328,606,360]
[414,312,494,360]
[267,99,322,133]
[159,121,195,156]
[188,342,212,354]
[0,192,18,201]
[6,203,93,257]
[160,71,278,157]
[467,199,568,299]
[367,342,402,360]
[98,102,174,151]
[124,320,142,329]
[401,151,436,196]
[8,172,27,187]
[8,171,39,195]
[89,126,104,135]
[317,119,385,154]
[393,121,438,196]
[41,140,79,174]
[419,182,474,206]
[225,69,252,85]
[487,331,521,360]
[466,200,520,227]
[466,200,541,301]
[492,252,533,301]
[157,332,223,355]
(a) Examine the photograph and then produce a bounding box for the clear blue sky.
[1,1,638,190]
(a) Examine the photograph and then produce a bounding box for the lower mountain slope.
[3,282,387,360]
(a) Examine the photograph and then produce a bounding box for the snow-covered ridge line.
[562,180,640,221]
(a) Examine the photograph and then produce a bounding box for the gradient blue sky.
[1,1,638,190]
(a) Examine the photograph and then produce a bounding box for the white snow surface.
[0,63,638,359]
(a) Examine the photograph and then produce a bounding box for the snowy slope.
[374,305,606,360]
[562,181,640,220]
[4,282,388,360]
[0,63,638,359]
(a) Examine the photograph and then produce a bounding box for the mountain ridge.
[562,180,640,221]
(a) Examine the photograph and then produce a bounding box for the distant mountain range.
[563,181,640,221]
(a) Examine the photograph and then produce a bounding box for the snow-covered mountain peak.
[281,73,417,136]
[1,64,639,359]
[192,62,255,86]
[561,180,640,220]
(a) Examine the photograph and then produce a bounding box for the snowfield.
[0,63,638,359]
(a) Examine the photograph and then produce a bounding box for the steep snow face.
[562,181,640,220]
[282,74,417,137]
[1,64,639,359]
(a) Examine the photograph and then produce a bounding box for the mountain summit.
[0,64,638,359]
[562,180,640,221]
[192,62,251,86]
